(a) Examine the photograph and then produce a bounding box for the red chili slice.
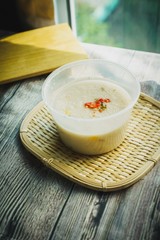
[96,98,111,103]
[84,98,111,110]
[104,98,111,103]
[96,98,103,103]
[84,102,100,109]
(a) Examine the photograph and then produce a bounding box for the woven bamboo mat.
[20,93,160,191]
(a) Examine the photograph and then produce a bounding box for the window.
[54,0,160,53]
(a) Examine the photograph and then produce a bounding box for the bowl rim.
[42,59,141,122]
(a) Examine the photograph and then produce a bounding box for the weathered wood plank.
[47,162,160,240]
[0,83,20,110]
[1,78,43,151]
[0,77,75,240]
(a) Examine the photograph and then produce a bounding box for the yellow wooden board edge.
[0,23,88,84]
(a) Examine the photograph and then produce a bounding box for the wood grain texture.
[0,43,160,240]
[0,23,88,84]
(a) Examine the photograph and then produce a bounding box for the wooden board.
[0,23,88,84]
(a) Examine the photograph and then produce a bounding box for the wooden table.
[0,43,160,240]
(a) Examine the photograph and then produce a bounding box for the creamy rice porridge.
[51,80,131,155]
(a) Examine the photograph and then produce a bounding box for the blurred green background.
[75,0,160,53]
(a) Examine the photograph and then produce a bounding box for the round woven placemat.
[20,93,160,191]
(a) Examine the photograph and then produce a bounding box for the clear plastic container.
[42,59,140,155]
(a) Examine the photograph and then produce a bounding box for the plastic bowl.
[42,59,140,155]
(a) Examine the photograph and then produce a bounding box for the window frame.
[53,0,77,35]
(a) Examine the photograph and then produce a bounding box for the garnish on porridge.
[84,98,111,112]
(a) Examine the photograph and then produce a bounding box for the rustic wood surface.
[0,43,160,240]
